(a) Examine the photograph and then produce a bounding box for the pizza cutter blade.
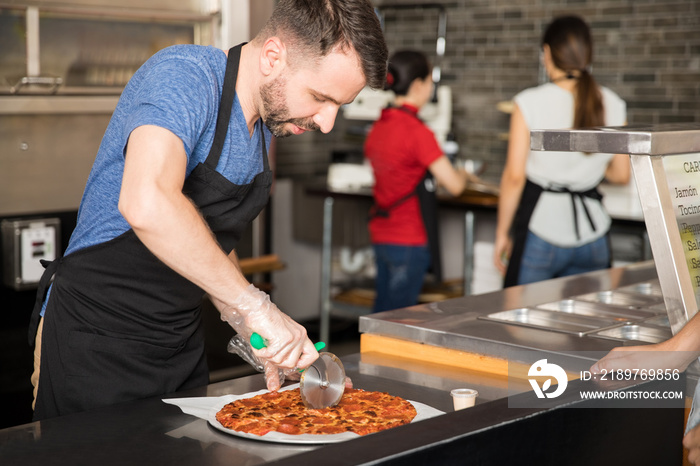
[300,352,346,409]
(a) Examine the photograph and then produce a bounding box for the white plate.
[207,385,445,444]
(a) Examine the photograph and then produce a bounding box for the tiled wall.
[275,0,700,182]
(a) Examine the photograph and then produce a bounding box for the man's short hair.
[257,0,388,90]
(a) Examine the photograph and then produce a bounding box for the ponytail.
[574,69,604,128]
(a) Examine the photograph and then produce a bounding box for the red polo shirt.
[364,105,443,246]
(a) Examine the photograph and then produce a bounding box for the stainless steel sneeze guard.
[530,123,700,335]
[531,123,700,156]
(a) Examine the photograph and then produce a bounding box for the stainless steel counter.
[360,261,665,367]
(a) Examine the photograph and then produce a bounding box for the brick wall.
[275,0,700,182]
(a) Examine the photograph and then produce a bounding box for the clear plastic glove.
[226,334,265,372]
[226,335,302,391]
[219,284,318,390]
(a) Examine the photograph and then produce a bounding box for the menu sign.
[663,152,700,303]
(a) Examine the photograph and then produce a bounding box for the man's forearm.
[128,190,251,312]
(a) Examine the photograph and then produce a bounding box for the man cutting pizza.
[29,0,387,420]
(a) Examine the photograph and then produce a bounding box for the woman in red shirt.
[365,50,470,313]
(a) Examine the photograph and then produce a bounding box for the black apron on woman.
[503,179,608,287]
[29,43,273,420]
[368,105,442,283]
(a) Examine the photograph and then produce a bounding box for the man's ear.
[260,37,287,77]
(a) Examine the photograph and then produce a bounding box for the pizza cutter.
[250,333,346,409]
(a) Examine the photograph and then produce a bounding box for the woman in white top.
[494,15,630,287]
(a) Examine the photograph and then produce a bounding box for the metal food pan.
[534,299,652,322]
[616,281,663,297]
[590,324,673,344]
[479,308,620,337]
[574,290,664,310]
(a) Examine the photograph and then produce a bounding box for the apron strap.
[259,120,269,171]
[203,43,269,175]
[28,259,59,346]
[504,179,543,287]
[416,172,442,283]
[368,189,416,219]
[204,44,243,170]
[504,180,606,287]
[543,184,603,240]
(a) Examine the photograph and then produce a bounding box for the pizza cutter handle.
[250,332,326,352]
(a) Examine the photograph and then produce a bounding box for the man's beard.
[260,77,319,138]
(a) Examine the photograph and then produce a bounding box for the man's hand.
[217,284,318,390]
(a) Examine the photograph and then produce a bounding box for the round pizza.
[215,387,417,436]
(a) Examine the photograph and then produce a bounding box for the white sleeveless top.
[513,82,627,247]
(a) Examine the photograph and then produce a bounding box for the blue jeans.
[517,231,610,285]
[373,244,430,313]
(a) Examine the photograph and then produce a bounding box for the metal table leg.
[463,210,475,295]
[320,196,334,344]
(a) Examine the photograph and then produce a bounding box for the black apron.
[503,179,608,287]
[368,105,442,283]
[30,43,273,420]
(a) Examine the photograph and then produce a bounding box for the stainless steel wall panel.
[0,113,110,215]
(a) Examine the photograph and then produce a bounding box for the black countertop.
[0,352,684,466]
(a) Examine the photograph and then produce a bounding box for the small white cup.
[451,388,478,410]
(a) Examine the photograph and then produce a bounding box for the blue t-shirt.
[43,44,270,315]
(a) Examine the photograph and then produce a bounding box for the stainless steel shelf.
[0,95,119,114]
[531,123,700,155]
